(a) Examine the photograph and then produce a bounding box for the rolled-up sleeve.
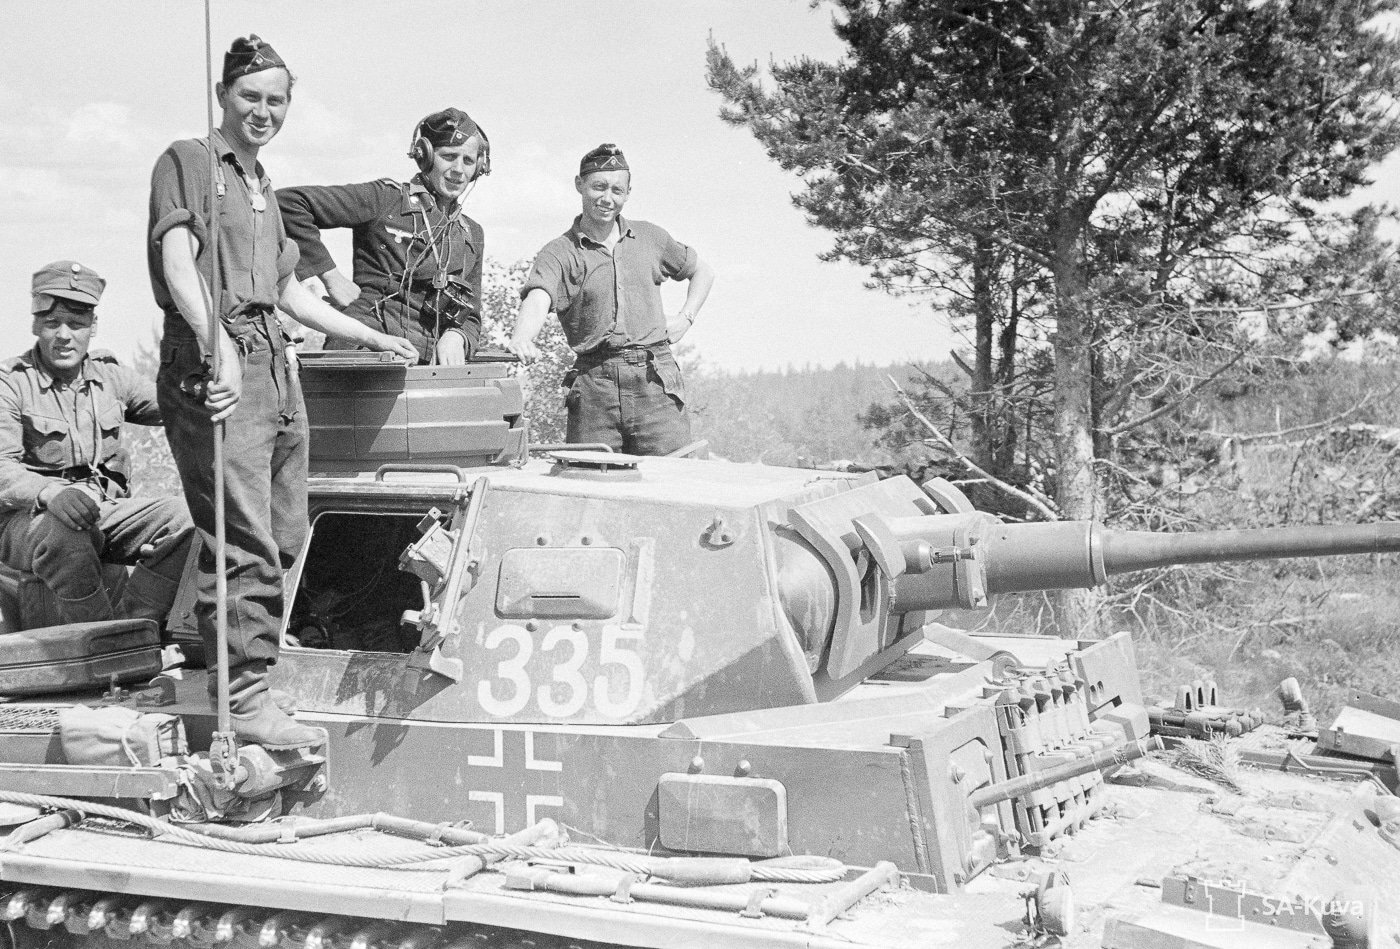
[522,248,569,312]
[149,142,209,250]
[0,381,53,513]
[659,231,698,283]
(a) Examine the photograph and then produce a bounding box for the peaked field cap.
[222,34,287,85]
[419,108,480,147]
[580,144,629,176]
[31,260,105,313]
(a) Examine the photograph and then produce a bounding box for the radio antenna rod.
[203,0,237,784]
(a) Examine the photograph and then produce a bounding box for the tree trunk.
[970,237,997,510]
[993,258,1023,483]
[1049,218,1102,636]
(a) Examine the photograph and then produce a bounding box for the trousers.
[0,495,192,622]
[566,345,691,455]
[157,325,308,680]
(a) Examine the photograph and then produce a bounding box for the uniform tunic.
[147,131,305,673]
[278,178,484,363]
[0,348,191,615]
[0,348,158,510]
[522,215,698,454]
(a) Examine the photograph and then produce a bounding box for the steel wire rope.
[0,791,846,883]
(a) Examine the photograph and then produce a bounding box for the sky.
[0,0,958,373]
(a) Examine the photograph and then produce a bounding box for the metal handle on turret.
[374,464,468,483]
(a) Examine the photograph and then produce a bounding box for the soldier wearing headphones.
[278,108,489,364]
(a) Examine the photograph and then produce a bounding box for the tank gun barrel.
[981,520,1400,595]
[1099,522,1400,575]
[849,512,1400,618]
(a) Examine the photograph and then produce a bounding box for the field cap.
[223,35,287,86]
[419,108,481,148]
[31,260,105,314]
[580,144,629,176]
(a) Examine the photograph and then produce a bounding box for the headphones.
[408,117,492,179]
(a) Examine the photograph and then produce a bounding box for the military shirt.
[0,348,161,512]
[277,177,484,363]
[147,130,300,342]
[522,215,697,354]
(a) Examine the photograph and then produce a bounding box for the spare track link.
[0,886,609,949]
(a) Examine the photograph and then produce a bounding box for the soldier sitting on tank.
[0,261,194,629]
[277,108,489,365]
[507,143,715,455]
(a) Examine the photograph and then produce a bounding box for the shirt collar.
[408,175,465,221]
[571,215,634,248]
[30,346,99,392]
[209,128,265,181]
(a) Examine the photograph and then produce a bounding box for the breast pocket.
[22,414,70,468]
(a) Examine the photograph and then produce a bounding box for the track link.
[0,888,602,949]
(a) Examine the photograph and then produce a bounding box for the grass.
[1130,555,1400,722]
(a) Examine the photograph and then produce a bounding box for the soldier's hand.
[323,269,361,310]
[666,313,694,344]
[505,337,541,364]
[207,333,243,422]
[43,484,101,532]
[368,332,420,363]
[435,332,468,366]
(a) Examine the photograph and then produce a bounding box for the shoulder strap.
[195,137,228,198]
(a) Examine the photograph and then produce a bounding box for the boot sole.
[232,725,328,750]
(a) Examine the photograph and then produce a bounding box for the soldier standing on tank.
[147,35,417,748]
[277,109,489,365]
[507,144,715,455]
[0,261,194,630]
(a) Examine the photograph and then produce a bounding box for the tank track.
[0,888,605,949]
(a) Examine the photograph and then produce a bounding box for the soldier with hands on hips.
[508,144,715,455]
[278,108,489,365]
[147,35,417,749]
[0,261,194,630]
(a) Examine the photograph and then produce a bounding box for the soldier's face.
[576,171,631,229]
[32,302,96,376]
[425,135,483,201]
[217,69,292,153]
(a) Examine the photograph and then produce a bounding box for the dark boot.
[224,663,322,750]
[55,586,115,625]
[113,564,180,625]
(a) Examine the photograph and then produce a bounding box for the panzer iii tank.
[0,353,1395,949]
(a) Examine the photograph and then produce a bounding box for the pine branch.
[1101,349,1246,438]
[887,375,1060,520]
[1210,388,1383,445]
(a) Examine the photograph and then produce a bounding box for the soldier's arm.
[161,228,244,422]
[277,182,392,282]
[668,257,715,344]
[111,363,162,427]
[505,289,553,364]
[0,382,59,514]
[277,278,419,362]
